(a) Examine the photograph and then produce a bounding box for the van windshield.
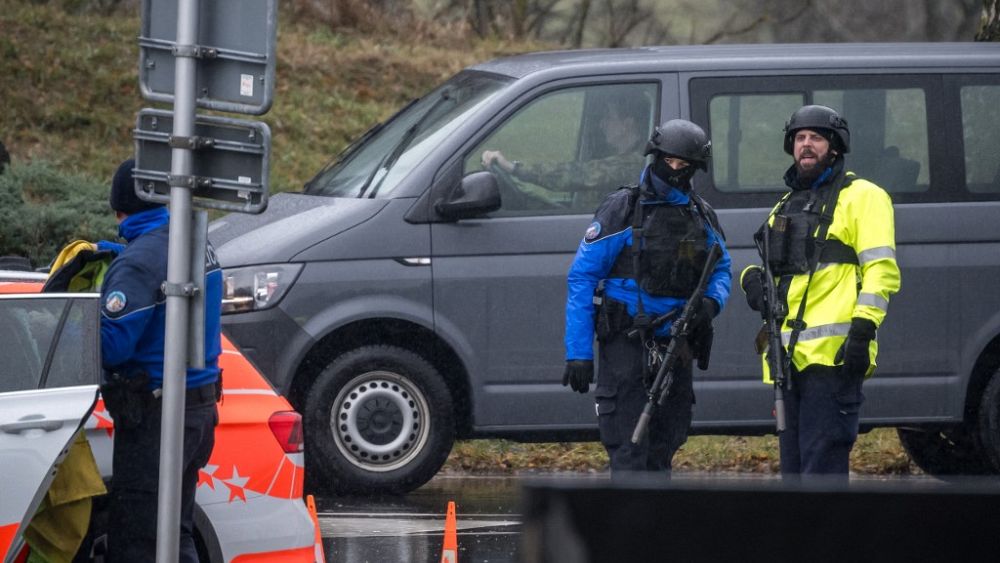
[305,72,512,198]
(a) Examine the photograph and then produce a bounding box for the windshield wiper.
[359,89,453,198]
[303,97,420,194]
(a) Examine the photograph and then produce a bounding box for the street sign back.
[133,109,270,214]
[139,0,277,115]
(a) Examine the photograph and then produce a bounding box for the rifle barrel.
[628,243,721,445]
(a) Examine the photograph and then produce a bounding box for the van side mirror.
[435,171,501,220]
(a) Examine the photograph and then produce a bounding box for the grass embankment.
[2,1,920,475]
[444,428,920,475]
[0,0,542,190]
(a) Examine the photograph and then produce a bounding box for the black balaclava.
[651,154,697,191]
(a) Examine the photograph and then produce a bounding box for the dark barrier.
[520,475,1000,563]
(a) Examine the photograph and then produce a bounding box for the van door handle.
[1,415,64,434]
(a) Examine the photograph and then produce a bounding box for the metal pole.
[156,0,198,559]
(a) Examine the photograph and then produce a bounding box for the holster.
[100,371,153,430]
[692,325,714,371]
[215,369,224,403]
[595,298,633,341]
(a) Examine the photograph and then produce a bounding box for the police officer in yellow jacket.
[740,105,900,479]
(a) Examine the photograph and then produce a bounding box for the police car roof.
[471,42,1000,79]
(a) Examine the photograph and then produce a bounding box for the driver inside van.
[481,90,649,209]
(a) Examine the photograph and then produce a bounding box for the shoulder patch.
[105,291,127,314]
[591,188,635,235]
[585,222,602,241]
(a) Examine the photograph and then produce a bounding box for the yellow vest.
[742,173,901,382]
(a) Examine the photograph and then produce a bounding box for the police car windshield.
[305,72,512,198]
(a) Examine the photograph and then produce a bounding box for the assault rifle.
[630,242,721,445]
[757,227,789,433]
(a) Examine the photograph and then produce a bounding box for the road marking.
[318,515,520,538]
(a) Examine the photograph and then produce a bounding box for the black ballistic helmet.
[783,105,850,155]
[644,119,712,171]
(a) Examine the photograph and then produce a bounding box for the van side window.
[815,88,929,193]
[709,93,802,192]
[466,82,658,215]
[692,75,937,207]
[960,84,1000,193]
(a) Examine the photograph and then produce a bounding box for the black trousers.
[107,386,218,563]
[779,365,865,480]
[594,330,694,475]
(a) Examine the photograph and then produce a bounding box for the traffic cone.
[306,494,327,563]
[440,500,458,563]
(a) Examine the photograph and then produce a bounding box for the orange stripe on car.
[229,545,316,563]
[0,522,19,560]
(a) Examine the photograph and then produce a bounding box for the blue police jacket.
[100,207,222,389]
[565,166,732,361]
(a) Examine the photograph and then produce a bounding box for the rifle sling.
[782,171,852,373]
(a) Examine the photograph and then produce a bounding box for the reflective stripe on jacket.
[750,172,900,381]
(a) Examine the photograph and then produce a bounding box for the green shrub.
[0,160,117,269]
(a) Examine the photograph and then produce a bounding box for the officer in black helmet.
[563,119,732,476]
[740,105,900,479]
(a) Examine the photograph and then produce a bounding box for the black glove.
[741,267,766,313]
[690,297,718,336]
[562,360,594,394]
[834,318,877,378]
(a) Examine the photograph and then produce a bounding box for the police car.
[0,271,324,562]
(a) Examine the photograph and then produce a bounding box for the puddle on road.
[315,475,523,562]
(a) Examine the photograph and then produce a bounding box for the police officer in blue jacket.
[563,120,731,475]
[101,159,223,563]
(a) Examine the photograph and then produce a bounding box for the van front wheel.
[304,345,455,495]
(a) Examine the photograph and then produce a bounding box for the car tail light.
[268,411,304,453]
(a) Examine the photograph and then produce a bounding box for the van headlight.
[221,264,303,314]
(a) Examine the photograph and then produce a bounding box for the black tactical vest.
[610,201,709,298]
[760,185,857,276]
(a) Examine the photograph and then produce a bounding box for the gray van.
[209,42,1000,493]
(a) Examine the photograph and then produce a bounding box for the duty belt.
[153,381,219,407]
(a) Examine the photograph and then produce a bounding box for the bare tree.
[769,0,981,42]
[924,0,983,41]
[289,0,417,31]
[446,0,556,39]
[525,0,563,39]
[978,0,1000,40]
[567,0,592,47]
[418,0,991,46]
[697,1,811,44]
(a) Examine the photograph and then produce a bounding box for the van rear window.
[960,84,1000,194]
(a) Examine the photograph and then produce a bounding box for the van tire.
[976,369,1000,472]
[304,345,455,495]
[896,425,993,477]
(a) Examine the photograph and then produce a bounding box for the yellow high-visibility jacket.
[742,172,901,382]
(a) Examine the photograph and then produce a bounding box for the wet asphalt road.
[315,475,524,562]
[312,471,967,563]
